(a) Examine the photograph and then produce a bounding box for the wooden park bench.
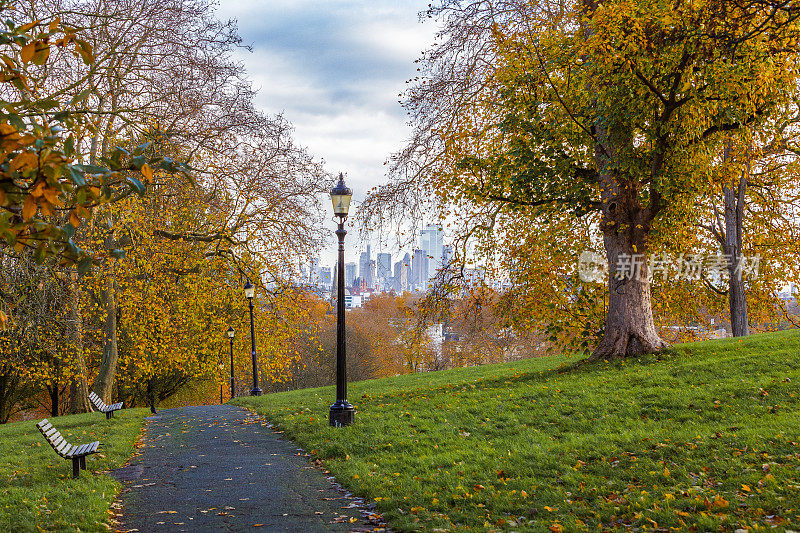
[36,419,100,478]
[88,391,123,419]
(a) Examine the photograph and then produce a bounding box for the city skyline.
[304,224,453,300]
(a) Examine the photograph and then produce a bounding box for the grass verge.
[0,408,149,532]
[234,329,800,532]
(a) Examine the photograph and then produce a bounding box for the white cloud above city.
[215,0,443,293]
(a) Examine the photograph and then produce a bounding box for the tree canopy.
[366,0,800,358]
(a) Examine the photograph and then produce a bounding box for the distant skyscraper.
[398,261,409,292]
[412,249,428,288]
[359,244,371,281]
[420,224,444,279]
[367,259,377,288]
[345,262,357,288]
[442,245,452,266]
[319,266,332,289]
[377,252,391,282]
[309,257,320,284]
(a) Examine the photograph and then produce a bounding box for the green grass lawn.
[0,408,149,532]
[234,329,800,532]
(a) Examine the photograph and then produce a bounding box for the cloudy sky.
[216,1,439,266]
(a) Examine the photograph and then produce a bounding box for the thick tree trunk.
[724,176,749,336]
[589,119,668,360]
[92,269,118,403]
[67,275,91,414]
[590,230,669,360]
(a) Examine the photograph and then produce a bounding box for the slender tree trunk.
[147,378,157,414]
[0,371,10,423]
[67,274,91,414]
[90,96,121,404]
[49,383,59,417]
[92,266,118,403]
[724,175,749,336]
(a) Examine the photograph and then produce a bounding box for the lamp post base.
[329,401,354,427]
[250,387,263,396]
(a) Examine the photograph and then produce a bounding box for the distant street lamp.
[244,280,262,396]
[329,173,354,427]
[219,361,224,404]
[227,327,235,399]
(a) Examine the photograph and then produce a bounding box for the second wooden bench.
[89,391,124,419]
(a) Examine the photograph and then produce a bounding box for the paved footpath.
[114,405,368,532]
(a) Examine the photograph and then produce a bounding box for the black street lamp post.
[244,281,262,396]
[227,327,235,399]
[329,173,354,427]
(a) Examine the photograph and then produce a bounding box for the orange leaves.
[69,210,81,227]
[20,42,36,63]
[703,493,729,510]
[10,151,38,174]
[22,195,37,221]
[20,40,50,66]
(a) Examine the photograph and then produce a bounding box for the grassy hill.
[234,329,800,532]
[0,408,149,532]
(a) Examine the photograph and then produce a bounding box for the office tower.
[420,224,444,279]
[345,262,357,288]
[442,245,453,267]
[398,261,409,292]
[377,252,392,282]
[308,257,320,284]
[412,249,429,288]
[367,259,377,288]
[359,244,371,280]
[319,266,332,289]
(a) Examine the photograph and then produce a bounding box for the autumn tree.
[367,0,800,359]
[696,131,800,336]
[0,0,328,417]
[13,0,328,405]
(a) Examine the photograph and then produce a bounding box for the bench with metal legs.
[36,419,100,478]
[88,391,123,419]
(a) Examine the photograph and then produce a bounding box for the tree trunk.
[147,378,158,414]
[724,175,749,336]
[92,268,118,403]
[67,274,91,414]
[589,119,668,360]
[590,230,669,360]
[49,383,59,417]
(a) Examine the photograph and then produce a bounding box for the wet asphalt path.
[114,405,366,532]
